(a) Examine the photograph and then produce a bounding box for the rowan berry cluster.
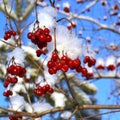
[34,83,54,96]
[47,52,96,78]
[9,115,22,120]
[7,64,26,77]
[27,27,52,57]
[83,56,96,67]
[3,62,26,97]
[4,30,16,40]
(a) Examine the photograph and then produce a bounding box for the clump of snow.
[29,7,57,31]
[96,58,105,66]
[82,44,96,58]
[47,25,83,60]
[106,56,116,66]
[63,2,70,8]
[22,46,39,61]
[44,69,57,86]
[32,99,53,113]
[12,82,34,95]
[25,103,33,113]
[9,95,26,111]
[51,92,67,107]
[61,111,72,119]
[7,47,26,66]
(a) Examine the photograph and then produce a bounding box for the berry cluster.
[4,76,18,88]
[4,30,16,40]
[3,90,13,97]
[27,27,52,57]
[47,52,96,78]
[3,63,26,97]
[9,116,22,120]
[7,64,26,77]
[34,84,54,96]
[83,56,96,67]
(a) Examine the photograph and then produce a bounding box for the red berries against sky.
[27,27,52,57]
[3,61,26,97]
[4,30,16,40]
[34,84,54,96]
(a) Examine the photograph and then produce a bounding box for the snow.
[32,99,53,113]
[51,92,66,107]
[47,25,83,60]
[61,111,72,119]
[7,47,26,66]
[9,95,26,111]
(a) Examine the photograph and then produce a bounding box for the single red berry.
[47,60,55,68]
[84,56,90,63]
[81,67,88,76]
[48,68,54,74]
[61,55,68,63]
[44,28,50,35]
[61,64,69,72]
[55,61,63,70]
[76,66,82,73]
[27,32,33,39]
[48,88,54,94]
[12,30,16,36]
[73,58,81,68]
[64,7,70,13]
[52,53,59,61]
[36,49,43,57]
[46,35,52,42]
[45,84,50,90]
[68,60,74,69]
[39,34,46,43]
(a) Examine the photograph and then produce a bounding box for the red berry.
[46,35,52,42]
[47,60,55,68]
[44,28,50,35]
[48,88,54,94]
[36,49,43,57]
[81,68,88,76]
[68,60,74,69]
[39,34,46,43]
[27,32,33,39]
[76,66,82,73]
[64,7,70,13]
[48,68,54,74]
[45,84,50,90]
[55,61,63,70]
[61,64,69,72]
[84,56,90,63]
[73,58,81,68]
[61,55,68,63]
[52,53,59,61]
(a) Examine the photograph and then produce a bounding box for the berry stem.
[53,27,57,52]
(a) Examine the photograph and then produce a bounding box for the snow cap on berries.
[63,2,70,8]
[7,47,26,66]
[29,7,57,31]
[106,56,116,66]
[47,25,83,60]
[9,95,26,111]
[96,58,105,66]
